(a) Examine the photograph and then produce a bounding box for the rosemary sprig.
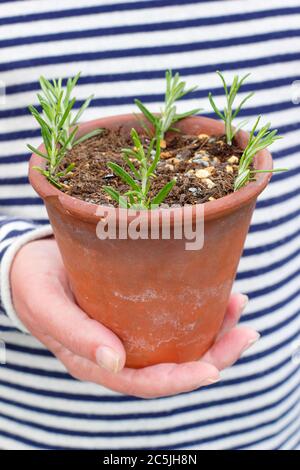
[28,73,101,187]
[234,116,287,191]
[208,71,254,145]
[105,70,197,207]
[104,128,176,209]
[135,70,201,144]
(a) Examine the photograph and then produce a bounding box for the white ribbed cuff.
[0,225,53,332]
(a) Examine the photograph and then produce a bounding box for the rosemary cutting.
[27,68,287,202]
[135,69,201,144]
[235,116,286,191]
[28,73,101,188]
[104,70,199,208]
[208,71,254,146]
[104,128,175,209]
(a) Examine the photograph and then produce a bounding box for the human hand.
[11,238,259,398]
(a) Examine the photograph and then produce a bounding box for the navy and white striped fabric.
[0,0,300,450]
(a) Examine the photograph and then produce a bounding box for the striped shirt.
[0,0,300,450]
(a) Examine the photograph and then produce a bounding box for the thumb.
[34,284,126,373]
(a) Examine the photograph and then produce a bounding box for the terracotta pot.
[29,115,273,368]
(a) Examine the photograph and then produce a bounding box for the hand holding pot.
[11,238,259,398]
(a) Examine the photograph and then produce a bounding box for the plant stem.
[208,71,254,145]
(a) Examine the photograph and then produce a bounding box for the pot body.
[29,115,272,368]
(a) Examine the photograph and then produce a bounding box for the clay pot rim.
[29,114,273,223]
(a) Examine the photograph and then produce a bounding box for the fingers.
[13,237,257,396]
[32,282,255,398]
[12,239,126,373]
[202,326,260,370]
[114,361,220,398]
[30,287,250,377]
[39,332,220,398]
[218,292,248,337]
[30,280,126,373]
[40,324,259,398]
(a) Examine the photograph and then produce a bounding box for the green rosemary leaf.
[103,186,129,208]
[28,105,49,129]
[64,162,76,174]
[133,112,153,137]
[27,144,49,160]
[65,72,81,103]
[107,162,140,192]
[252,168,288,174]
[151,179,176,205]
[32,166,48,176]
[47,175,63,188]
[39,76,56,103]
[134,99,157,126]
[73,128,103,146]
[174,108,202,120]
[41,127,52,155]
[71,95,94,125]
[208,93,224,120]
[216,70,228,96]
[232,92,255,119]
[122,147,139,158]
[123,155,141,179]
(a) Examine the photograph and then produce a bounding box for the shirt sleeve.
[0,217,53,332]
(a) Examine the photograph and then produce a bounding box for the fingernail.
[205,375,221,385]
[241,294,249,310]
[96,346,121,373]
[242,333,260,354]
